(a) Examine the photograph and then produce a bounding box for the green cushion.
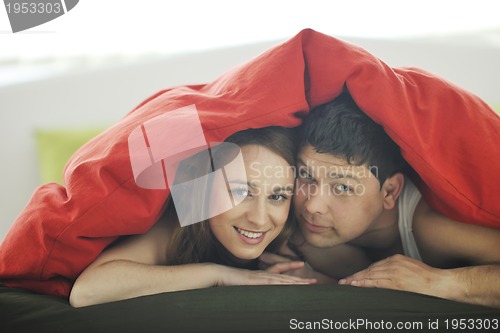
[35,128,106,185]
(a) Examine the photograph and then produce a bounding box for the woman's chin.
[230,246,267,261]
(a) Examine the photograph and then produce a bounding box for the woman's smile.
[234,226,267,244]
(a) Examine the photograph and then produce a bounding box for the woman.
[70,126,315,307]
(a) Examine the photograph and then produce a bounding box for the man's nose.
[303,185,329,215]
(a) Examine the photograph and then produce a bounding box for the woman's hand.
[215,264,316,287]
[259,251,337,284]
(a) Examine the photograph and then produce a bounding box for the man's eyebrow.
[298,158,360,182]
[328,172,360,182]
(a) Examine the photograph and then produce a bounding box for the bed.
[2,283,499,333]
[1,29,499,331]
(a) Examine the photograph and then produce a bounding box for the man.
[261,91,500,308]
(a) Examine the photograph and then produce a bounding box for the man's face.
[293,145,385,248]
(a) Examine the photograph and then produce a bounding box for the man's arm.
[413,199,500,307]
[340,199,500,308]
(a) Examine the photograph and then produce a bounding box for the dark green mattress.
[1,283,498,332]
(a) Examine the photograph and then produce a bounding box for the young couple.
[70,91,500,308]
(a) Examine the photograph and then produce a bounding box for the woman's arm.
[69,220,314,307]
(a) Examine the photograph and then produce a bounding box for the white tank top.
[397,178,422,261]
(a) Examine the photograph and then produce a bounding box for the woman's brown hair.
[163,126,297,267]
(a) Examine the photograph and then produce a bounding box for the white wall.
[1,36,499,242]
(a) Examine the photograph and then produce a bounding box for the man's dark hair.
[299,90,407,186]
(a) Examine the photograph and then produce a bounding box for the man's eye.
[298,169,313,180]
[333,184,351,194]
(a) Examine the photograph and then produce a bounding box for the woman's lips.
[234,227,267,245]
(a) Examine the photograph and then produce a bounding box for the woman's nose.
[246,199,269,227]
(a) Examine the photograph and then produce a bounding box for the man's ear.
[381,172,404,210]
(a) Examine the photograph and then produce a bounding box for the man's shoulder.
[410,198,468,239]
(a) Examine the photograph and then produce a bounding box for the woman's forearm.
[70,260,315,307]
[69,260,220,307]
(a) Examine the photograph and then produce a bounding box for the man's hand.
[338,254,453,298]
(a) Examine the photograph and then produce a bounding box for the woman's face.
[209,144,295,260]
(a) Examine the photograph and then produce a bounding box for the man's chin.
[302,231,341,248]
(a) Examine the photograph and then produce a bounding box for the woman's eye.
[231,188,249,198]
[333,184,351,194]
[270,194,288,202]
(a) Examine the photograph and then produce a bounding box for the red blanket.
[1,29,499,297]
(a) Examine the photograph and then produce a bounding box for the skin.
[264,145,500,308]
[69,145,315,308]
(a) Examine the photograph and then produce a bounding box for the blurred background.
[1,0,499,241]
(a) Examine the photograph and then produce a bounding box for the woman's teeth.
[236,227,263,239]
